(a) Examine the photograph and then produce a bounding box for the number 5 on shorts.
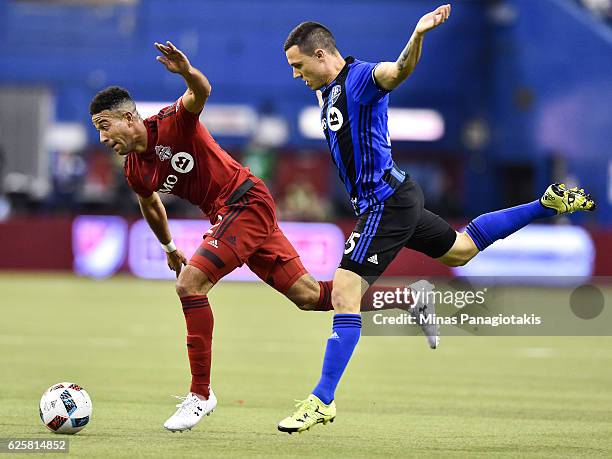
[344,231,361,255]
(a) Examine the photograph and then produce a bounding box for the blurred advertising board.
[453,224,594,285]
[72,216,344,281]
[72,216,128,278]
[72,218,594,285]
[128,219,345,281]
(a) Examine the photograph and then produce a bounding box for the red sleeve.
[174,97,202,132]
[124,167,153,199]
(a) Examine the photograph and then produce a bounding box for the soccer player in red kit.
[90,41,330,432]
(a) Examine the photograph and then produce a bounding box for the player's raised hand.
[166,248,187,278]
[415,4,451,35]
[155,41,191,75]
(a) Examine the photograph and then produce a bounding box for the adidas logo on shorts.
[367,254,379,265]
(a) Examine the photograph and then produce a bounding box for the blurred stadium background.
[1,0,611,456]
[0,0,611,278]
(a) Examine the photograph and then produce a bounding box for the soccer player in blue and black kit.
[278,4,596,433]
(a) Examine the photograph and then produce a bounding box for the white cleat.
[163,389,217,432]
[408,280,439,349]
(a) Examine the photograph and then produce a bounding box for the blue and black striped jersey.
[320,56,406,216]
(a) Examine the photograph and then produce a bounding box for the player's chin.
[114,145,129,156]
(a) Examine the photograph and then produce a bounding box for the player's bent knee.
[439,252,472,267]
[449,256,469,267]
[331,268,366,314]
[175,266,213,297]
[438,232,478,267]
[331,288,359,314]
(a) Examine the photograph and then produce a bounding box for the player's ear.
[314,48,325,61]
[124,111,135,126]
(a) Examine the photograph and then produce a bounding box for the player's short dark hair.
[284,21,337,55]
[89,86,134,115]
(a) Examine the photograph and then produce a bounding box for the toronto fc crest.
[155,145,173,161]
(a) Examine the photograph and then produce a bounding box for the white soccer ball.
[39,382,92,434]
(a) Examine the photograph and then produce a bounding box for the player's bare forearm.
[180,65,211,113]
[138,192,173,245]
[138,192,187,275]
[374,32,424,91]
[374,4,451,91]
[154,41,211,113]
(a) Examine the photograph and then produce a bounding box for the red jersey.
[124,98,253,218]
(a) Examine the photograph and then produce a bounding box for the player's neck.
[132,121,149,154]
[324,55,346,86]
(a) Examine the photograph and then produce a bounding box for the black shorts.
[340,178,457,282]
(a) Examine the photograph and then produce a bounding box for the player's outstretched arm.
[154,41,212,114]
[138,192,187,277]
[374,4,451,91]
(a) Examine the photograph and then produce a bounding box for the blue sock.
[466,200,556,251]
[312,314,361,405]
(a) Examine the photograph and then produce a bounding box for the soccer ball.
[39,382,92,434]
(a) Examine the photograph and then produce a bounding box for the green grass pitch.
[0,274,611,458]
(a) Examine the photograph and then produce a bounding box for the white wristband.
[161,240,177,253]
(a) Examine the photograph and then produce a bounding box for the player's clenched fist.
[415,4,451,35]
[155,41,192,75]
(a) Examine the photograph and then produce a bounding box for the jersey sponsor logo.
[327,107,343,132]
[158,174,179,194]
[331,85,342,105]
[367,254,379,265]
[171,152,194,174]
[155,145,173,161]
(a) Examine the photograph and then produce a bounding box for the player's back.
[124,99,253,218]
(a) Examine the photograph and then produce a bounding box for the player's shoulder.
[345,57,378,85]
[349,57,374,67]
[347,57,376,72]
[152,101,179,122]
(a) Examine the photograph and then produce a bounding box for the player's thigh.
[246,226,308,295]
[404,209,458,260]
[340,180,423,284]
[189,194,275,284]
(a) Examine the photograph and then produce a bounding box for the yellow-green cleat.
[540,183,596,215]
[277,394,336,434]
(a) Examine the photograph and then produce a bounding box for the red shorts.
[188,179,307,294]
